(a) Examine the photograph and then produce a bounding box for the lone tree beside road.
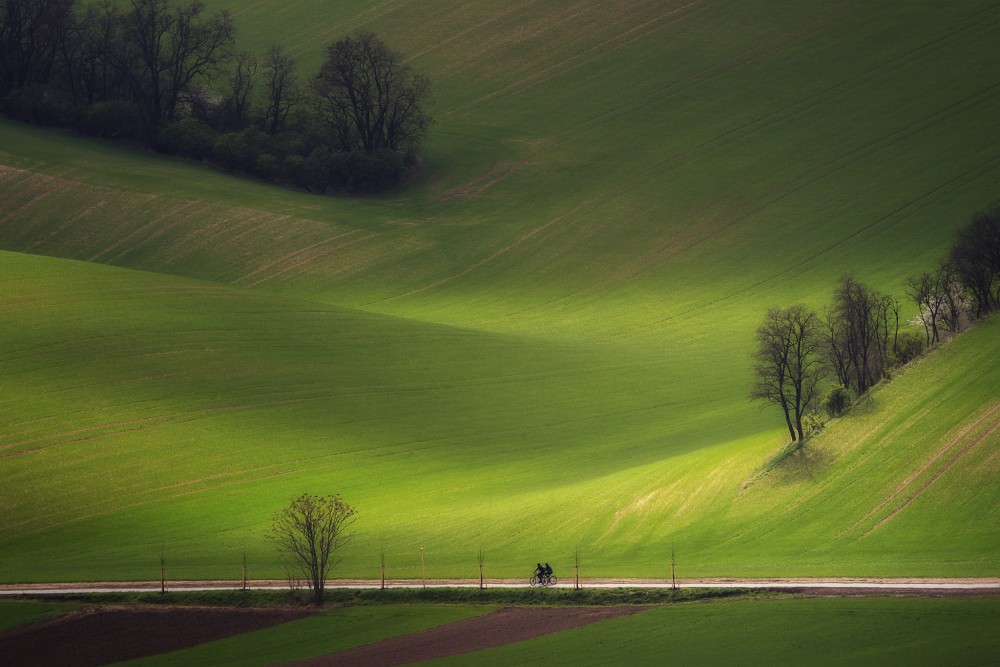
[269,493,357,605]
[750,305,823,443]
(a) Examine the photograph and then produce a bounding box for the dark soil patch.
[289,605,647,667]
[0,605,314,667]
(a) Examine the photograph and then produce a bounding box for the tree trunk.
[783,406,796,442]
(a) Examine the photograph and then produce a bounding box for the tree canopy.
[313,31,431,154]
[269,493,357,605]
[750,304,823,443]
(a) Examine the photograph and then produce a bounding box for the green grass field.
[0,600,79,633]
[433,598,1000,666]
[5,596,998,665]
[1,0,998,582]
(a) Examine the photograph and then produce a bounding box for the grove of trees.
[751,205,1000,443]
[0,0,431,194]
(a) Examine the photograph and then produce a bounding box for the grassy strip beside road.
[0,587,746,608]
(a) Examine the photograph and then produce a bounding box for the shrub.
[802,411,826,439]
[155,119,218,159]
[213,127,283,175]
[1,84,77,127]
[80,101,146,140]
[891,327,925,366]
[255,153,280,180]
[286,146,340,192]
[823,386,852,418]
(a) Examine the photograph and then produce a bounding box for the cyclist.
[543,563,553,581]
[534,562,545,580]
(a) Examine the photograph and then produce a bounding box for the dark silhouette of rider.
[543,562,553,578]
[534,562,545,579]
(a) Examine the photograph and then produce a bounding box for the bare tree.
[261,43,298,135]
[0,0,75,95]
[949,205,1000,317]
[906,259,972,345]
[313,32,430,153]
[821,303,851,391]
[750,305,823,443]
[110,0,234,135]
[822,276,898,397]
[62,2,124,106]
[269,493,357,605]
[907,268,945,345]
[937,262,969,334]
[222,48,256,129]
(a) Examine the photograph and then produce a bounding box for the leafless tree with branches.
[751,304,823,443]
[822,276,899,397]
[313,32,430,153]
[269,493,357,605]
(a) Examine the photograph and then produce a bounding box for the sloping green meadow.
[1,0,998,581]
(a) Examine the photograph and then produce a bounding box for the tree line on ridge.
[751,205,1000,443]
[0,0,431,193]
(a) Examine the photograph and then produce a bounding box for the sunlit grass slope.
[1,0,999,580]
[0,251,996,580]
[0,251,773,580]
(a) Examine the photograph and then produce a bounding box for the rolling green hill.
[0,0,998,581]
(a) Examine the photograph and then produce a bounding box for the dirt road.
[2,577,998,595]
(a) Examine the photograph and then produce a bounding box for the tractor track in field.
[861,403,1000,537]
[381,4,1000,316]
[445,0,724,119]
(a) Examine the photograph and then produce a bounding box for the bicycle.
[529,573,557,587]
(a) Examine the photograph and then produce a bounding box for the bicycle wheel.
[547,575,558,587]
[529,575,539,587]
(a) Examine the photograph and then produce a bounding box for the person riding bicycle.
[534,562,545,580]
[543,563,553,580]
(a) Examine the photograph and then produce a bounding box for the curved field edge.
[429,598,1000,666]
[0,603,490,667]
[0,600,79,634]
[114,604,493,667]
